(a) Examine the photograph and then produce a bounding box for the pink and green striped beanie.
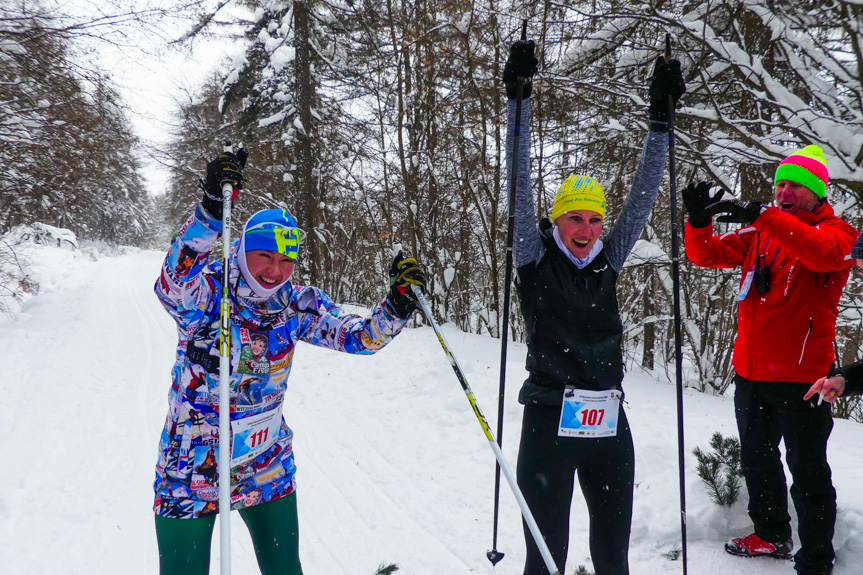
[774,145,829,198]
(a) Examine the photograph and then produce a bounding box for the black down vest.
[516,221,624,406]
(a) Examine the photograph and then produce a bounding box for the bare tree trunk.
[294,0,320,284]
[642,270,656,370]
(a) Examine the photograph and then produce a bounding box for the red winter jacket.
[685,201,857,383]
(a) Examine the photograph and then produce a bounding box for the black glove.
[387,252,427,319]
[648,57,686,131]
[503,40,538,100]
[704,199,766,225]
[199,148,248,219]
[682,181,724,228]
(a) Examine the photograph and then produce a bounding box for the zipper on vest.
[798,318,813,365]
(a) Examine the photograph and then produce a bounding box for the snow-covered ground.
[1,241,862,575]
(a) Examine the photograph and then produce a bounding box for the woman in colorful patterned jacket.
[152,150,426,575]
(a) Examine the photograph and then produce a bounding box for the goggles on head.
[244,222,306,260]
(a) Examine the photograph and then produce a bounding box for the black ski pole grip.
[515,19,529,81]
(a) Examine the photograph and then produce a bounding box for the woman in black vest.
[503,40,685,575]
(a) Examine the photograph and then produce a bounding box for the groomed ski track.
[1,248,862,574]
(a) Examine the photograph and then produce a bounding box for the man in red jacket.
[683,145,857,575]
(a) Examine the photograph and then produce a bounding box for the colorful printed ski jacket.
[685,201,857,384]
[153,204,409,519]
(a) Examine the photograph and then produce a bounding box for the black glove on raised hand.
[387,251,427,319]
[648,57,686,131]
[704,198,766,225]
[503,40,538,100]
[199,148,248,219]
[682,181,725,228]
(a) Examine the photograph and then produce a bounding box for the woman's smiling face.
[555,209,604,259]
[245,249,295,289]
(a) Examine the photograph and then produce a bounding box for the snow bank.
[0,223,90,319]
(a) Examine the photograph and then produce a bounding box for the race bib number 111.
[558,388,621,438]
[231,407,282,466]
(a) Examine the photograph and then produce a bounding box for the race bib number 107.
[558,388,621,438]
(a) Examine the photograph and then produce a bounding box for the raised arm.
[295,286,410,355]
[510,99,540,268]
[502,39,542,270]
[154,204,222,334]
[154,149,247,333]
[603,56,685,272]
[296,251,427,354]
[603,130,668,272]
[752,209,856,273]
[687,185,856,273]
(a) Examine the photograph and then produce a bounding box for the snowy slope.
[1,246,862,575]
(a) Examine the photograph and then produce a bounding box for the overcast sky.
[66,0,246,195]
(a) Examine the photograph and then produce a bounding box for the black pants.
[516,403,634,575]
[734,375,836,575]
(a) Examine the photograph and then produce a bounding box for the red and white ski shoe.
[725,533,793,559]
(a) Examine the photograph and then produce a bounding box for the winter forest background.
[3,0,863,421]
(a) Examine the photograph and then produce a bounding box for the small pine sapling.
[692,431,742,507]
[375,563,399,575]
[572,565,595,575]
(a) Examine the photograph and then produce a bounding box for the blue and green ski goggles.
[243,209,306,260]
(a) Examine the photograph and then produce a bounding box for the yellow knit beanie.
[551,174,606,221]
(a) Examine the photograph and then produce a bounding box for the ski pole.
[411,284,561,575]
[665,33,689,575]
[490,17,528,567]
[218,140,235,575]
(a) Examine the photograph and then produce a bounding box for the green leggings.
[155,492,303,575]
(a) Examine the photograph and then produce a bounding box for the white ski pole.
[218,140,235,575]
[410,284,560,575]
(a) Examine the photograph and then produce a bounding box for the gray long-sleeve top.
[508,99,668,273]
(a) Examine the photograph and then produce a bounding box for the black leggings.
[155,492,303,575]
[516,403,634,575]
